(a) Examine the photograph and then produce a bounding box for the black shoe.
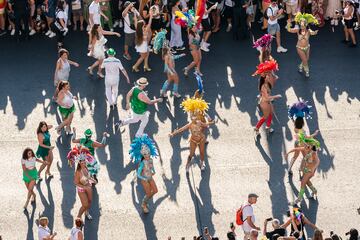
[93,174,98,183]
[349,43,357,48]
[341,39,350,44]
[110,105,114,110]
[0,30,6,36]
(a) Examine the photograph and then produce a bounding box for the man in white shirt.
[101,48,130,108]
[89,0,108,27]
[267,0,287,53]
[242,193,260,240]
[122,1,138,60]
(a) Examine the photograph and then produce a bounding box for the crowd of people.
[7,0,359,238]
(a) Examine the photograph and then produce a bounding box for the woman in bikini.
[74,155,95,220]
[253,60,281,136]
[285,139,320,204]
[160,44,185,98]
[287,13,318,78]
[56,81,76,135]
[184,25,203,76]
[169,97,214,172]
[129,134,159,213]
[287,100,319,177]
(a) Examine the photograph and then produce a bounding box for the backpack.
[235,204,250,225]
[263,7,273,20]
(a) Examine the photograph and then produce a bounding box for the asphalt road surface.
[0,21,360,240]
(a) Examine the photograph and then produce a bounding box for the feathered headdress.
[253,34,273,49]
[67,146,95,167]
[181,97,209,114]
[153,29,167,54]
[302,137,321,149]
[195,72,204,95]
[174,10,199,28]
[252,60,279,76]
[288,100,312,120]
[295,13,319,26]
[129,134,158,164]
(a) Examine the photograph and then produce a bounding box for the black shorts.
[202,18,211,31]
[344,19,355,29]
[223,5,233,19]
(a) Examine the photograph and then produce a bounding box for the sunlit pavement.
[0,25,359,239]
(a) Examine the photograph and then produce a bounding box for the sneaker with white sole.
[113,21,119,28]
[11,29,15,36]
[200,43,209,52]
[226,24,232,32]
[277,46,288,53]
[29,29,36,36]
[45,30,52,36]
[48,32,56,38]
[119,21,123,28]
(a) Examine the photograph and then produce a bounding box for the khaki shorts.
[286,3,298,15]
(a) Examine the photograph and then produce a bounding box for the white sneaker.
[119,20,123,28]
[48,32,56,38]
[113,21,119,27]
[45,30,52,36]
[11,29,15,36]
[226,24,232,32]
[330,19,335,25]
[200,42,209,52]
[205,42,210,47]
[277,46,288,53]
[29,29,36,36]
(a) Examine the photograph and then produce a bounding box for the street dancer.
[252,60,281,136]
[72,128,108,183]
[21,148,48,209]
[253,34,274,63]
[169,97,214,172]
[287,100,319,176]
[129,134,159,213]
[287,13,318,77]
[115,77,163,137]
[160,43,185,98]
[36,121,55,180]
[56,81,76,135]
[101,48,130,109]
[286,139,320,204]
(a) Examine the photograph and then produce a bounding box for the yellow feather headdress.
[181,97,209,114]
[295,13,319,26]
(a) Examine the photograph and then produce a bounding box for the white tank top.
[62,91,74,108]
[70,227,81,240]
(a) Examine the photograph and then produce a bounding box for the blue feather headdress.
[288,100,312,120]
[195,72,203,94]
[153,29,167,54]
[129,134,158,164]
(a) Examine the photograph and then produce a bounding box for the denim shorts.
[267,23,280,35]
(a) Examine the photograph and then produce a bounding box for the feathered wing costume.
[129,134,158,164]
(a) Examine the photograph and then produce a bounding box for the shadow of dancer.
[84,187,101,240]
[56,134,76,229]
[36,178,55,231]
[131,180,168,240]
[23,203,36,240]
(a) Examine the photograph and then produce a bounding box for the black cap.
[248,193,259,198]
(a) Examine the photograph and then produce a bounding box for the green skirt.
[59,104,75,119]
[23,169,38,183]
[36,146,49,160]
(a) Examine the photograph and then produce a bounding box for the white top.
[22,157,36,170]
[101,57,124,82]
[241,202,255,233]
[89,1,101,24]
[225,0,234,7]
[38,226,51,240]
[287,0,297,5]
[267,5,279,25]
[72,0,81,10]
[61,91,74,108]
[123,13,136,34]
[70,227,82,240]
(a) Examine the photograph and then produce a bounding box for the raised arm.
[169,123,191,137]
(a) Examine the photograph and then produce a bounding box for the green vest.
[80,138,95,156]
[131,87,148,114]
